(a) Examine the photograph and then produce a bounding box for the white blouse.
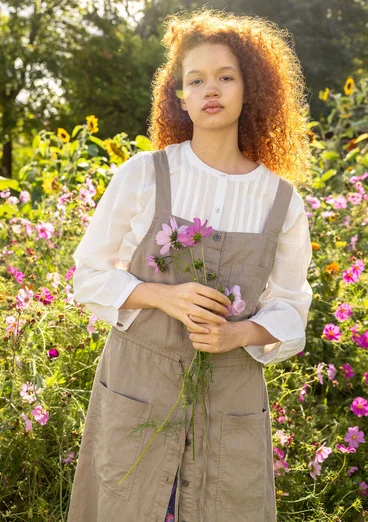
[72,140,313,365]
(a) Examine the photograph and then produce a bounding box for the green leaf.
[134,135,153,151]
[311,140,326,150]
[321,169,337,181]
[32,134,41,149]
[312,178,325,189]
[344,147,360,161]
[0,203,18,217]
[0,177,20,190]
[72,125,84,138]
[45,369,66,387]
[38,141,48,158]
[87,143,99,157]
[321,151,340,161]
[89,135,106,149]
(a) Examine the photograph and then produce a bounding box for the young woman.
[67,8,313,522]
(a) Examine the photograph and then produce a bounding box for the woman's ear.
[180,99,187,111]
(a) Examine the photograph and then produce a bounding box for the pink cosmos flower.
[349,234,358,250]
[342,269,359,284]
[62,451,75,464]
[0,189,11,198]
[350,397,368,417]
[349,172,368,184]
[224,285,245,316]
[356,330,368,350]
[359,481,368,497]
[334,303,352,321]
[347,466,359,477]
[19,191,30,203]
[6,316,25,336]
[273,447,285,459]
[146,254,168,273]
[314,442,332,463]
[341,363,355,378]
[177,217,213,247]
[64,284,74,304]
[326,364,337,381]
[350,323,360,343]
[87,315,98,334]
[299,383,309,402]
[335,444,356,454]
[7,196,19,205]
[20,413,32,432]
[347,192,363,205]
[65,265,76,280]
[31,405,49,425]
[8,265,25,284]
[364,372,368,386]
[46,272,61,289]
[20,382,38,404]
[305,195,321,210]
[34,287,54,305]
[16,286,34,309]
[322,323,341,341]
[155,216,190,255]
[350,259,365,278]
[309,460,322,480]
[36,222,55,240]
[344,426,365,448]
[79,177,96,207]
[275,430,293,447]
[317,362,325,384]
[325,194,347,209]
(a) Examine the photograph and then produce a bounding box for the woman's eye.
[190,76,233,85]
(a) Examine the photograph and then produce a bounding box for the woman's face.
[180,42,245,132]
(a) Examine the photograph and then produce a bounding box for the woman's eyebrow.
[185,65,238,77]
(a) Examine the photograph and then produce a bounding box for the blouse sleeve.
[244,189,313,365]
[72,151,153,328]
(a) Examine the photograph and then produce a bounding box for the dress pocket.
[215,408,267,513]
[91,380,153,500]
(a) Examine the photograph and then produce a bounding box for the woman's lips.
[203,107,224,113]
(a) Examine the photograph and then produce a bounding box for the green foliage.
[0,78,368,520]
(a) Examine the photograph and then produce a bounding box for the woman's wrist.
[119,282,172,311]
[233,319,281,347]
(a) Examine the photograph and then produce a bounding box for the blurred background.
[1,0,367,178]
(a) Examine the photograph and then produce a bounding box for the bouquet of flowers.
[119,216,246,485]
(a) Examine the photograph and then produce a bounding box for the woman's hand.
[186,316,242,354]
[158,282,232,334]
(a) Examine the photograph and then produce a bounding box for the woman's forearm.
[235,320,281,348]
[119,282,170,311]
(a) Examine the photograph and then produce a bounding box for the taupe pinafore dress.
[67,149,293,522]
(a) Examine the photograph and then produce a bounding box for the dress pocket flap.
[222,408,267,429]
[98,381,152,417]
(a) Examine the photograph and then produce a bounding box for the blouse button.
[213,233,221,241]
[182,479,190,487]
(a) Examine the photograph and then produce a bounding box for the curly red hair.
[147,7,313,191]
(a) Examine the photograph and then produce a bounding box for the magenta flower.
[347,466,359,477]
[334,302,352,321]
[356,330,368,349]
[305,195,321,210]
[326,364,337,381]
[342,269,359,284]
[364,372,368,386]
[34,287,54,305]
[335,444,356,454]
[6,315,25,335]
[308,460,322,480]
[177,217,213,247]
[87,315,98,335]
[224,285,245,316]
[155,216,188,255]
[314,442,332,463]
[344,426,365,448]
[341,363,355,378]
[359,481,368,497]
[322,323,341,341]
[31,405,49,425]
[48,348,59,359]
[350,397,368,417]
[65,265,76,280]
[350,259,365,277]
[8,264,25,284]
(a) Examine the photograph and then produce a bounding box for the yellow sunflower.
[57,128,70,143]
[86,115,99,133]
[344,77,354,96]
[320,88,329,101]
